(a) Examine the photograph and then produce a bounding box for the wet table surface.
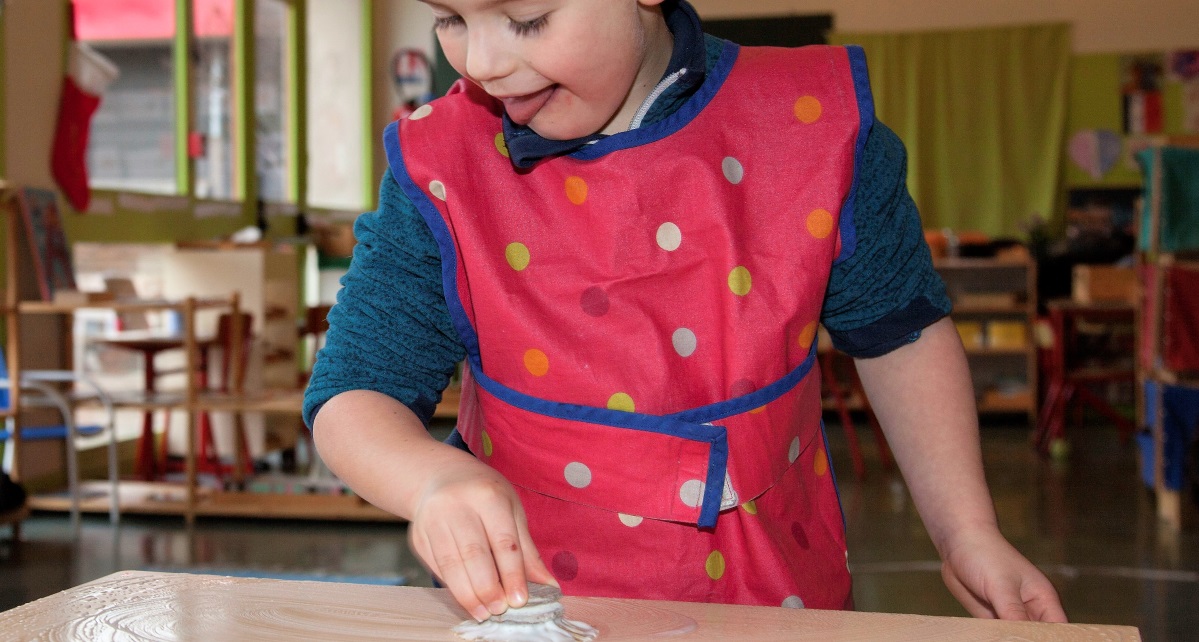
[0,571,1140,641]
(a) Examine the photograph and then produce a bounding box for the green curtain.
[831,24,1071,238]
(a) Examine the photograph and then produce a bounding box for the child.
[305,0,1067,625]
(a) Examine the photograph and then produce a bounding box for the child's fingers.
[449,514,510,617]
[425,519,494,622]
[479,504,531,609]
[514,503,558,588]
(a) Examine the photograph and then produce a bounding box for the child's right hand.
[407,458,558,622]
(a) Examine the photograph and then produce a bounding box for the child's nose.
[465,28,515,82]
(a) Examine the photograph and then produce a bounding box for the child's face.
[420,0,670,140]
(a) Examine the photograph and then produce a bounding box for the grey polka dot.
[672,328,697,357]
[722,157,745,184]
[409,104,433,120]
[680,479,705,508]
[618,513,643,527]
[788,437,801,463]
[656,222,682,251]
[429,180,447,201]
[564,462,592,489]
[782,595,805,609]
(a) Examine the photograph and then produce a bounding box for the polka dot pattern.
[565,176,588,205]
[494,132,509,157]
[481,431,493,457]
[807,208,834,239]
[782,595,805,609]
[679,479,705,508]
[429,180,447,201]
[524,349,549,376]
[656,222,682,251]
[797,321,818,351]
[794,96,822,124]
[728,266,752,296]
[505,242,530,271]
[607,393,635,412]
[705,550,726,580]
[564,462,592,489]
[791,521,809,549]
[409,104,433,120]
[552,551,579,581]
[741,500,758,515]
[788,437,801,464]
[618,513,643,527]
[580,286,609,317]
[672,328,697,358]
[814,447,829,476]
[722,157,745,184]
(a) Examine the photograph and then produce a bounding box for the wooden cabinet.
[935,256,1038,423]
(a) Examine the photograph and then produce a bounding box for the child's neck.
[603,10,675,135]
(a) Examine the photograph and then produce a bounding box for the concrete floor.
[2,418,1196,640]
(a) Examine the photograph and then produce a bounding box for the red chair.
[1034,303,1137,454]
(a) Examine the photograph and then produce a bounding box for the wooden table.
[0,571,1140,641]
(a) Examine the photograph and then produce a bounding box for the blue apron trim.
[384,120,485,362]
[836,44,875,266]
[820,420,847,532]
[470,364,729,528]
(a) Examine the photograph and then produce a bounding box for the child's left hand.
[939,527,1068,622]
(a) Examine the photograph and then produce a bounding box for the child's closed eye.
[508,14,548,37]
[433,14,465,31]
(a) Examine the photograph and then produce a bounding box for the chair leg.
[821,355,866,481]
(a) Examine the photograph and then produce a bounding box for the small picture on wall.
[1121,54,1165,135]
[17,187,77,301]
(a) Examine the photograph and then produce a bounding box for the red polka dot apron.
[386,42,874,610]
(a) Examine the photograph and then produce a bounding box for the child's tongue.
[502,86,555,125]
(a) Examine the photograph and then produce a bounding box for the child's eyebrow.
[416,0,516,9]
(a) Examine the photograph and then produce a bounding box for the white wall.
[689,0,1199,53]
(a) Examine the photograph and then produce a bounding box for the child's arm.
[853,317,1067,622]
[312,390,557,622]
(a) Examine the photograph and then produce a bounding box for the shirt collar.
[502,0,707,169]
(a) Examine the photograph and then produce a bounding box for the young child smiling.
[306,0,1067,625]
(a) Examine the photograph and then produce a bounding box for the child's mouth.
[502,85,556,125]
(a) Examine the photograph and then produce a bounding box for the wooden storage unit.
[1136,145,1199,530]
[935,256,1038,423]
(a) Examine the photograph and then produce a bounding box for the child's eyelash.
[509,14,548,36]
[433,15,464,30]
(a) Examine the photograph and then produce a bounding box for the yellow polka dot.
[494,132,509,158]
[814,447,829,476]
[807,208,834,239]
[794,96,822,124]
[607,392,635,412]
[524,349,549,376]
[797,321,818,351]
[728,266,752,296]
[505,243,530,271]
[565,176,588,205]
[482,431,494,457]
[741,500,758,515]
[705,550,726,580]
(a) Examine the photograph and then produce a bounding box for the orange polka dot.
[794,96,822,124]
[750,406,766,415]
[565,176,588,205]
[524,349,549,376]
[797,321,818,351]
[814,447,829,476]
[807,209,834,239]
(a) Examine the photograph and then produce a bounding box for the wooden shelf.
[28,481,401,522]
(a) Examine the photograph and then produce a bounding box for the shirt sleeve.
[302,169,466,428]
[820,121,952,358]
